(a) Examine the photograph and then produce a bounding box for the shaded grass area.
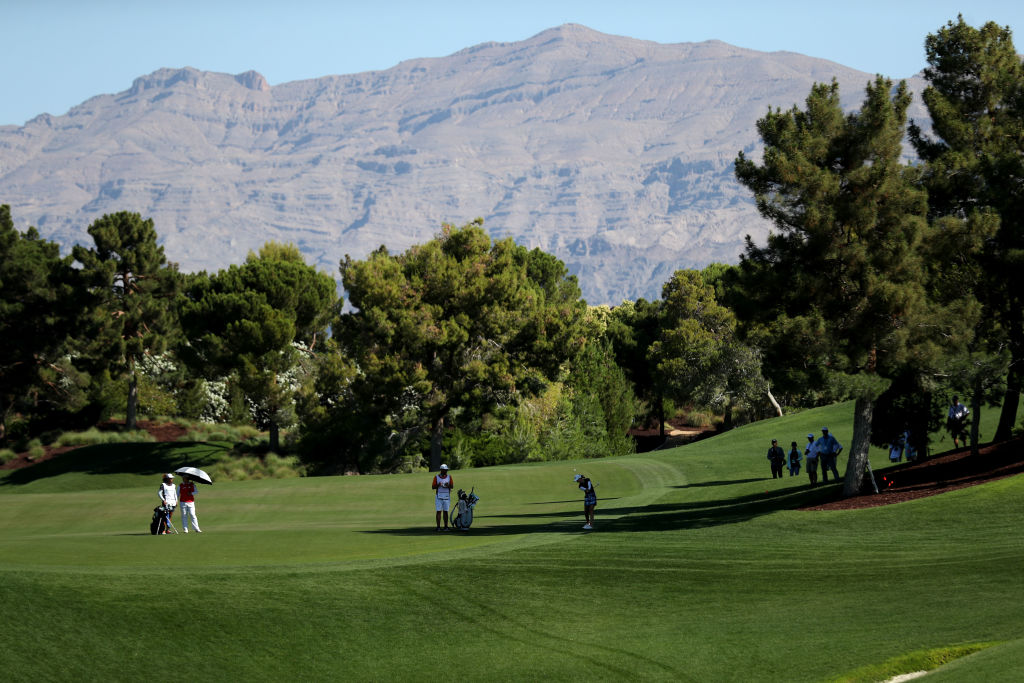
[0,441,233,492]
[1,401,1022,681]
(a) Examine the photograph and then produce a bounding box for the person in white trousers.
[158,473,178,534]
[178,476,202,533]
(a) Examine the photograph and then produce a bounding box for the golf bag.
[451,488,479,530]
[150,505,175,535]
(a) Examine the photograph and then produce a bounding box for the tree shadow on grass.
[0,442,231,488]
[527,498,620,505]
[673,477,765,488]
[362,483,841,537]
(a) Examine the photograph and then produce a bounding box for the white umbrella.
[174,466,213,485]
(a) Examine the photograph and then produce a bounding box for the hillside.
[0,24,929,303]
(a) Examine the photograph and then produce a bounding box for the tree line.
[2,17,1021,492]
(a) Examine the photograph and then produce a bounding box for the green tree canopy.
[179,242,337,451]
[735,77,931,496]
[71,212,180,429]
[0,206,86,440]
[653,270,762,422]
[910,16,1024,441]
[338,220,588,471]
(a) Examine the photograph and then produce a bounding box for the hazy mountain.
[0,24,927,304]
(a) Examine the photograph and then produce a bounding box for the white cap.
[574,474,582,482]
[164,473,174,479]
[439,464,449,471]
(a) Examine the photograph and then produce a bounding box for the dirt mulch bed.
[805,437,1024,511]
[0,420,188,471]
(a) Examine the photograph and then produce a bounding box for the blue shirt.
[815,433,842,456]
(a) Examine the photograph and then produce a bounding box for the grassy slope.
[0,402,1021,681]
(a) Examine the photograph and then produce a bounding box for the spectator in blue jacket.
[815,427,843,483]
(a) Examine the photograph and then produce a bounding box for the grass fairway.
[1,402,1022,681]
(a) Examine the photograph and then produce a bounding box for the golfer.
[432,464,454,531]
[178,476,202,534]
[574,473,596,530]
[158,473,177,534]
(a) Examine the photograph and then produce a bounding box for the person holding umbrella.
[178,475,203,534]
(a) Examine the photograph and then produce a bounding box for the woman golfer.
[574,474,596,530]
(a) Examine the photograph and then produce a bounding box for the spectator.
[946,395,970,449]
[804,433,819,486]
[815,427,843,483]
[889,430,906,463]
[788,441,802,476]
[766,439,786,479]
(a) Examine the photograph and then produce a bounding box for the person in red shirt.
[178,476,203,533]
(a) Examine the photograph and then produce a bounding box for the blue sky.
[4,0,1023,126]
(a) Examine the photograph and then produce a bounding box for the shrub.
[56,428,156,447]
[202,452,305,482]
[27,443,46,461]
[0,448,18,464]
[180,423,261,443]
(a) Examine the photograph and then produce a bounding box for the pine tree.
[338,221,587,471]
[179,243,336,452]
[909,16,1024,441]
[71,212,180,430]
[0,206,84,440]
[735,77,930,496]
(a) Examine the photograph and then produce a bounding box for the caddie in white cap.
[157,473,178,534]
[804,433,820,486]
[432,465,454,531]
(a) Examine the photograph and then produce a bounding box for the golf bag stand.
[451,488,479,530]
[150,505,178,535]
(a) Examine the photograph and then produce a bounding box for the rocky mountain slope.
[0,24,927,304]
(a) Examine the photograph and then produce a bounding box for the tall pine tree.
[72,212,179,429]
[735,77,929,496]
[910,16,1024,441]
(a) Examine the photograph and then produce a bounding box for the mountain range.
[0,24,928,304]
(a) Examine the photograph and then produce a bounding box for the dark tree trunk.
[994,357,1021,443]
[126,370,138,430]
[970,381,982,457]
[429,415,444,471]
[269,420,280,453]
[723,396,734,431]
[657,390,666,441]
[842,394,875,497]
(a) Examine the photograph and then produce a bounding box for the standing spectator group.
[764,428,843,487]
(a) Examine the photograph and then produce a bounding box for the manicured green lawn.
[1,402,1021,681]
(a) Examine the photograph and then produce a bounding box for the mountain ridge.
[0,24,928,304]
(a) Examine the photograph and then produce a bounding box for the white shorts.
[435,497,451,512]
